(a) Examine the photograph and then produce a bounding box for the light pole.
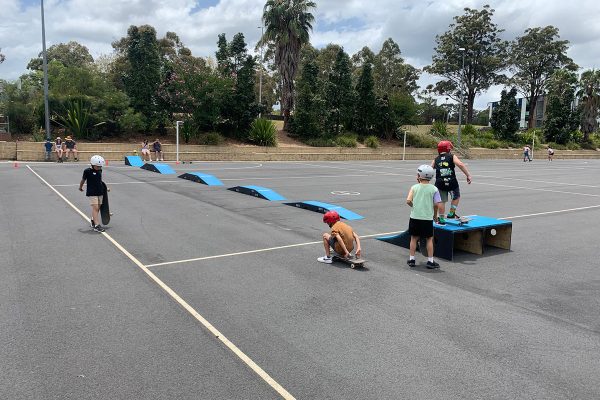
[257,26,264,117]
[41,0,51,140]
[176,121,183,164]
[457,47,466,147]
[445,97,449,124]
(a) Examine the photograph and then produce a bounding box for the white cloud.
[1,0,598,109]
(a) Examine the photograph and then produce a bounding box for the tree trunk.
[283,108,291,131]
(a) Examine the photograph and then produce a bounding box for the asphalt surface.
[2,158,600,399]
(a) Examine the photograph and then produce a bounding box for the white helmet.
[417,164,435,180]
[90,155,105,167]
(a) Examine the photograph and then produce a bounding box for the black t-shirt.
[82,167,103,196]
[65,140,76,149]
[153,141,162,151]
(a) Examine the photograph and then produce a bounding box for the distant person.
[152,138,164,161]
[406,164,442,269]
[64,136,79,161]
[44,139,53,161]
[523,145,532,162]
[79,155,108,233]
[141,139,151,162]
[431,141,472,224]
[547,146,554,161]
[55,137,64,162]
[317,210,362,264]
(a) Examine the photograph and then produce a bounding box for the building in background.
[488,95,547,129]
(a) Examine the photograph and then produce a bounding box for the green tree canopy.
[509,25,577,129]
[354,61,377,135]
[544,70,579,144]
[324,48,354,135]
[577,70,600,141]
[291,56,323,138]
[262,0,316,131]
[373,38,420,97]
[490,87,520,140]
[424,5,508,123]
[27,41,94,71]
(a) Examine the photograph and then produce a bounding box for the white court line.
[476,181,600,198]
[26,165,295,400]
[147,202,600,269]
[53,180,182,187]
[146,230,406,268]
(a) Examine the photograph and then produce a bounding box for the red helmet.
[437,140,453,154]
[323,210,341,225]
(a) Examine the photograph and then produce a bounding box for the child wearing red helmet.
[431,141,472,224]
[318,210,362,264]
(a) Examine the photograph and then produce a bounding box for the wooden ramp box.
[377,215,512,261]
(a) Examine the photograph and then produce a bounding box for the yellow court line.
[26,165,295,400]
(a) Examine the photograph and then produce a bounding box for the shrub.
[364,135,379,149]
[336,134,358,147]
[482,139,501,149]
[406,131,438,148]
[198,132,223,145]
[566,142,581,150]
[304,137,337,147]
[430,121,448,136]
[461,124,477,136]
[248,118,277,147]
[118,108,146,134]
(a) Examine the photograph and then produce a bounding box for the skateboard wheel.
[350,263,356,269]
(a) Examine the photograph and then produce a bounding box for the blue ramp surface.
[179,172,224,186]
[228,185,286,201]
[124,156,144,167]
[284,200,364,220]
[141,163,176,174]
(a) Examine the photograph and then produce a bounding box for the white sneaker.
[317,256,333,264]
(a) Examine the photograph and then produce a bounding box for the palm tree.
[578,70,600,142]
[262,0,316,131]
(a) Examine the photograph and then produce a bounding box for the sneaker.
[437,217,446,225]
[90,219,95,228]
[407,259,416,267]
[317,256,333,264]
[447,212,460,219]
[93,225,105,233]
[74,158,78,161]
[426,261,440,269]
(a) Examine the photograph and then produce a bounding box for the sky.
[1,0,599,109]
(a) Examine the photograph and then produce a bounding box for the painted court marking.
[26,165,296,400]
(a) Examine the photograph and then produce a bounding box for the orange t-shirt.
[330,221,354,255]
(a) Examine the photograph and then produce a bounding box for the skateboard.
[331,255,367,269]
[444,216,472,226]
[100,182,110,225]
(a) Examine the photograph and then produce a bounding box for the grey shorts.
[328,236,337,248]
[440,186,460,202]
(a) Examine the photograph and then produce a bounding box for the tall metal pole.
[41,0,51,140]
[257,26,264,118]
[176,121,183,164]
[457,48,465,147]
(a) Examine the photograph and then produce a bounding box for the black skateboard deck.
[100,182,110,225]
[332,255,367,269]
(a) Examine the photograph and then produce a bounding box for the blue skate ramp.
[124,156,144,167]
[228,185,286,201]
[141,163,176,174]
[179,172,224,186]
[284,200,364,220]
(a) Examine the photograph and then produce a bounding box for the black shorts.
[409,218,434,238]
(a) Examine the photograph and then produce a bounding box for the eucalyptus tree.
[577,70,600,142]
[261,0,316,131]
[509,26,577,129]
[544,70,579,144]
[425,5,508,123]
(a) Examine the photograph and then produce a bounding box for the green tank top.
[410,183,438,220]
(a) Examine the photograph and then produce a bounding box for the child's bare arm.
[406,188,414,207]
[453,155,472,184]
[353,232,362,258]
[79,179,85,191]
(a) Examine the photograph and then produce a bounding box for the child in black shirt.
[79,155,108,232]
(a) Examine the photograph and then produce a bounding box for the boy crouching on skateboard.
[317,210,361,264]
[79,155,107,233]
[406,165,442,269]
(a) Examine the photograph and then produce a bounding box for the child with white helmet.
[406,164,442,269]
[79,155,108,232]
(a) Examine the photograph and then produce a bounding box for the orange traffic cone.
[105,159,109,166]
[13,161,19,168]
